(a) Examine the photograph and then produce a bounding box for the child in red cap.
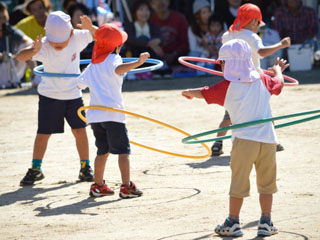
[210,3,291,157]
[77,23,150,198]
[182,39,289,237]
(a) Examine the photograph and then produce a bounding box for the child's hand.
[32,35,42,53]
[77,15,93,30]
[268,57,289,73]
[138,52,150,65]
[181,90,193,100]
[280,37,291,48]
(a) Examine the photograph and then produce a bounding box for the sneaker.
[215,218,243,237]
[276,143,284,152]
[119,181,143,199]
[211,141,224,156]
[78,165,94,182]
[20,168,45,186]
[257,220,278,236]
[90,181,114,197]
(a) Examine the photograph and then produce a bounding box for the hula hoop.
[178,56,299,86]
[182,109,320,144]
[77,106,211,159]
[33,58,164,77]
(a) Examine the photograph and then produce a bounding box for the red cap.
[91,23,128,64]
[229,3,265,32]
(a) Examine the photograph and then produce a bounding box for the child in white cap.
[16,11,97,186]
[181,39,289,237]
[210,3,291,156]
[77,23,150,198]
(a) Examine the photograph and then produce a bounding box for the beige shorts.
[229,138,278,198]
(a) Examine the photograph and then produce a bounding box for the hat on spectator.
[45,11,73,43]
[229,3,265,32]
[23,0,47,15]
[218,39,260,83]
[92,23,128,64]
[193,0,210,14]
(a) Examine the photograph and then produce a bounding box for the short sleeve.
[259,73,282,95]
[201,80,230,106]
[74,29,93,52]
[113,54,126,77]
[77,66,90,89]
[250,33,264,52]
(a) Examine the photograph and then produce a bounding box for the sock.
[32,159,42,171]
[227,216,239,225]
[80,160,90,169]
[260,214,271,223]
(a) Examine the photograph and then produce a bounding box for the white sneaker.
[257,221,278,236]
[215,218,243,237]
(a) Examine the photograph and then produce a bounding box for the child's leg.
[94,153,109,185]
[33,133,51,159]
[118,154,130,186]
[259,193,273,216]
[71,127,89,160]
[229,196,243,219]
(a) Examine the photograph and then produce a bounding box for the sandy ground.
[0,76,320,240]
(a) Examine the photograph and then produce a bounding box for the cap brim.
[259,20,266,27]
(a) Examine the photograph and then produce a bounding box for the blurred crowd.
[0,0,319,86]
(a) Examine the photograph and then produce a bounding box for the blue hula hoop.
[33,58,164,78]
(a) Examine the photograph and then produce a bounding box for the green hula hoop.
[182,109,320,144]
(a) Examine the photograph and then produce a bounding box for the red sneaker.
[119,181,143,199]
[90,181,114,197]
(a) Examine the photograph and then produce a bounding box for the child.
[77,23,149,198]
[16,11,97,186]
[202,14,224,60]
[210,3,291,156]
[182,39,289,237]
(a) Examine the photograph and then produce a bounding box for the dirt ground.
[0,76,320,240]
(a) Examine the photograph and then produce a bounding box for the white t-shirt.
[33,29,93,100]
[222,29,264,73]
[77,54,126,124]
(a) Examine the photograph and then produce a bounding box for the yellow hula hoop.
[77,106,211,159]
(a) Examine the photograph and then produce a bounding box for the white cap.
[45,11,72,43]
[193,0,210,14]
[218,39,260,83]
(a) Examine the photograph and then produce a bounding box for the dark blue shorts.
[90,121,131,155]
[37,94,86,134]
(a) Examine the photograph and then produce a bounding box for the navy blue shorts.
[91,121,131,155]
[37,95,86,134]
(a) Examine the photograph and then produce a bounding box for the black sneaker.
[79,165,94,181]
[211,141,224,156]
[20,168,45,186]
[276,143,284,152]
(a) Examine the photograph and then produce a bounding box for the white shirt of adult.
[32,29,93,100]
[188,27,209,57]
[77,54,127,124]
[222,29,265,73]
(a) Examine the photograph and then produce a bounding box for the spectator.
[9,0,28,26]
[0,2,36,88]
[14,0,50,40]
[63,0,77,13]
[125,0,163,79]
[273,0,319,45]
[215,0,242,29]
[188,0,212,58]
[150,0,189,76]
[67,3,94,60]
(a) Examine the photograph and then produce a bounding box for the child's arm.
[115,52,150,75]
[16,35,42,61]
[77,15,98,40]
[268,57,290,86]
[258,37,291,57]
[181,88,204,100]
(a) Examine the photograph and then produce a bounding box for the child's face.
[136,4,150,23]
[71,9,85,28]
[48,30,73,51]
[209,21,222,35]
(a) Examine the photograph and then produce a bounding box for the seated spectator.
[150,0,189,77]
[274,0,319,45]
[215,0,242,29]
[125,0,163,79]
[63,0,77,13]
[67,3,94,61]
[14,0,50,40]
[0,2,36,88]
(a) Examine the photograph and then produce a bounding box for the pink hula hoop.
[178,56,299,86]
